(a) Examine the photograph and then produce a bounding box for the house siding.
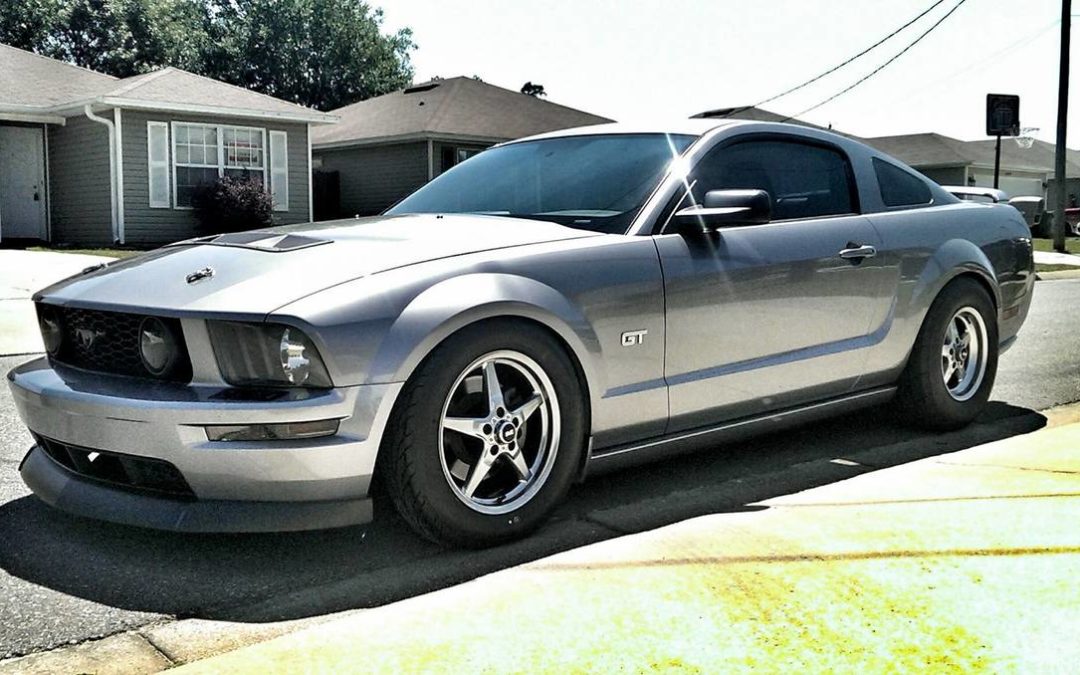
[48,115,113,245]
[313,141,429,217]
[121,109,311,245]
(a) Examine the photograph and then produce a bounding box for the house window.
[171,122,269,208]
[457,148,482,164]
[440,145,485,174]
[223,127,265,180]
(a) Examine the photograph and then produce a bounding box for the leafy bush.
[191,175,273,234]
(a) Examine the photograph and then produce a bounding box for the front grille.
[36,435,195,499]
[42,304,192,382]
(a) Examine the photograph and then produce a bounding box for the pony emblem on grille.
[75,327,105,350]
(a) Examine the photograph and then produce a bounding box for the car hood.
[36,214,599,316]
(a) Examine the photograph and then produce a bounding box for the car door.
[655,136,894,432]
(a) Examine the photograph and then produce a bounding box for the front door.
[658,136,893,432]
[0,125,48,241]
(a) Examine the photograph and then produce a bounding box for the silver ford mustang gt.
[8,120,1034,547]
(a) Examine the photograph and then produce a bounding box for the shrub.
[191,174,273,234]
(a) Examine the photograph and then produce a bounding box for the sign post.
[986,93,1020,190]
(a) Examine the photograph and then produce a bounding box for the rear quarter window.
[874,158,932,207]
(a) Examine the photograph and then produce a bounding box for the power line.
[756,0,947,108]
[717,0,948,118]
[783,0,969,121]
[882,18,1058,108]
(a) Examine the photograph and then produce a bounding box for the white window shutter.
[147,122,170,208]
[269,130,288,212]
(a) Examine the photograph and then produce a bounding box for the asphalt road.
[1,279,1078,660]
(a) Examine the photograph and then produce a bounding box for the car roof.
[508,119,736,144]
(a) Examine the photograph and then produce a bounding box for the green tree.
[203,0,414,110]
[0,0,414,109]
[0,0,63,51]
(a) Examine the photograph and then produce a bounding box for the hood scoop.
[171,232,331,253]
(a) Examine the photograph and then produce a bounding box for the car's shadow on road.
[0,401,1046,623]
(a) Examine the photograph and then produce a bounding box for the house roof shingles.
[1,43,334,123]
[99,67,330,118]
[0,43,117,107]
[691,105,828,131]
[864,132,1080,177]
[313,77,613,148]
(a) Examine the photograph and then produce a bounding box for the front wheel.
[381,321,586,547]
[896,277,999,430]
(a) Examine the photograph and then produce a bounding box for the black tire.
[896,277,998,431]
[380,320,586,548]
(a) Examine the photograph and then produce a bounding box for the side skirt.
[585,385,897,477]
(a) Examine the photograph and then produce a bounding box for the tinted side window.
[874,158,932,207]
[688,140,856,220]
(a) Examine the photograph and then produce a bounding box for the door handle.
[839,244,876,260]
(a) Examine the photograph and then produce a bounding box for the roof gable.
[313,77,612,147]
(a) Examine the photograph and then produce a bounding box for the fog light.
[139,317,180,377]
[38,306,63,355]
[204,419,340,442]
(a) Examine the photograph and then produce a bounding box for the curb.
[0,614,355,675]
[1036,269,1080,281]
[4,400,1080,673]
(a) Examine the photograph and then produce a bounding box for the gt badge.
[621,330,648,347]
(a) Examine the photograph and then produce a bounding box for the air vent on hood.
[172,232,330,252]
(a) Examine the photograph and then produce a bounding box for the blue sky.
[382,0,1079,145]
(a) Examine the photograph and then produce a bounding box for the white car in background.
[942,185,1009,204]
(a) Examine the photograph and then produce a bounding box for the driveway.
[0,250,110,355]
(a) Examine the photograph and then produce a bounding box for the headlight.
[207,321,332,388]
[38,305,63,355]
[139,317,182,377]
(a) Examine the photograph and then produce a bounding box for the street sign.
[987,94,1020,137]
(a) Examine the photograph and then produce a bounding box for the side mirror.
[671,189,772,232]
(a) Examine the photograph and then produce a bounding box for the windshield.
[387,133,697,233]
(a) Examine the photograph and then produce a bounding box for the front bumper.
[7,357,402,532]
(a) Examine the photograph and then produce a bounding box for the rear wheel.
[896,277,998,430]
[381,321,585,547]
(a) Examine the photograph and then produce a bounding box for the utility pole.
[1053,0,1071,252]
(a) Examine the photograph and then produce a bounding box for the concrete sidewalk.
[0,250,110,355]
[1034,249,1080,267]
[148,415,1080,673]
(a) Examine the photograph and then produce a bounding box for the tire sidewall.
[397,322,585,544]
[908,278,999,427]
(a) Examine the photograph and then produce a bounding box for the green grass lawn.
[1036,263,1080,274]
[28,246,142,259]
[1031,238,1080,255]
